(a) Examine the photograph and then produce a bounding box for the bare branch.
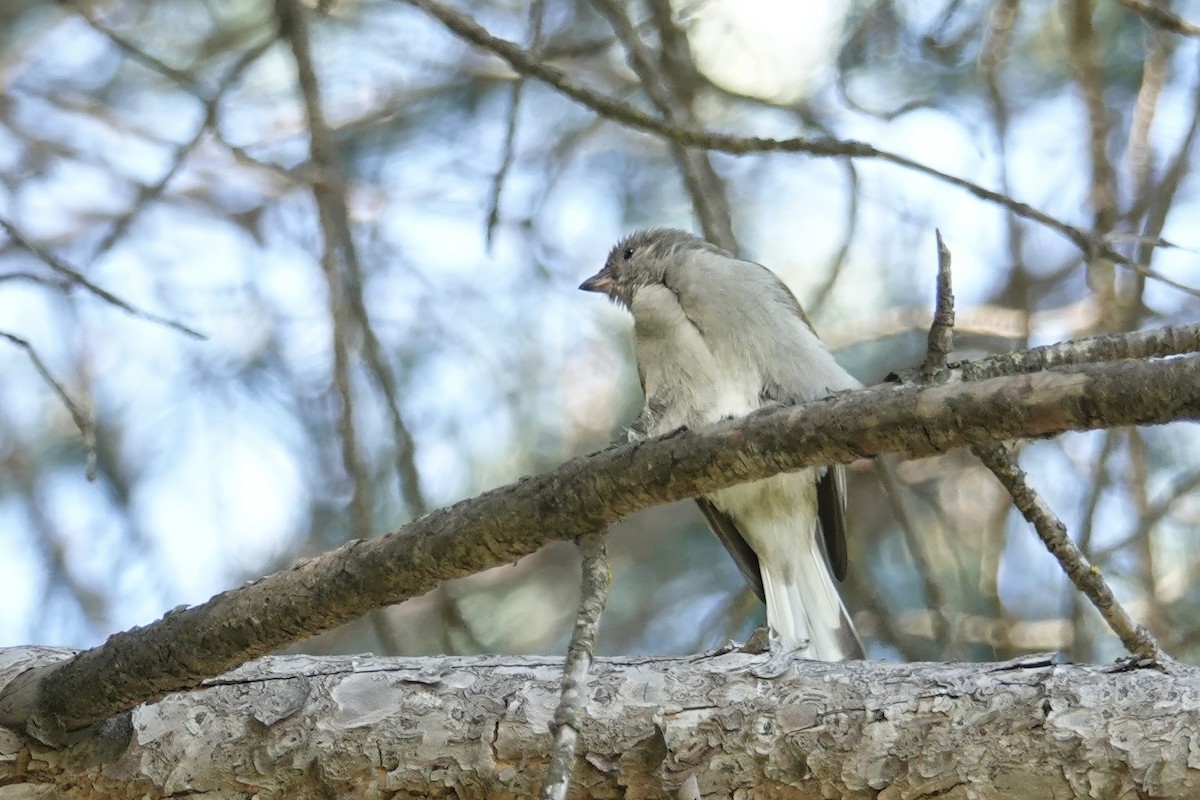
[956,322,1200,382]
[589,0,736,249]
[59,0,200,92]
[1070,430,1123,660]
[1067,0,1121,321]
[876,458,955,656]
[277,0,427,521]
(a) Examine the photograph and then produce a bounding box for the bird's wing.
[817,464,849,581]
[694,496,765,603]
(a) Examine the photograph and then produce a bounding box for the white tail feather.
[756,518,861,660]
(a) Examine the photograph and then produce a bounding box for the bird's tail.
[759,523,863,660]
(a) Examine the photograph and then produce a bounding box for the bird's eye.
[622,248,635,261]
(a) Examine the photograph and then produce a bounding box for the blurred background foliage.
[1,0,1198,664]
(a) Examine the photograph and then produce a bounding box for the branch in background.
[876,458,955,657]
[402,0,1200,299]
[1126,51,1200,327]
[542,532,609,800]
[1071,429,1122,661]
[1114,0,1200,38]
[0,219,202,339]
[0,332,96,480]
[86,38,276,264]
[1067,0,1121,324]
[275,0,374,547]
[956,322,1200,381]
[485,0,544,248]
[1,345,1197,741]
[59,0,200,92]
[275,0,419,654]
[278,1,427,523]
[588,0,736,250]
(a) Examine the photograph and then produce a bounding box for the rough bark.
[1,353,1198,741]
[2,646,1197,799]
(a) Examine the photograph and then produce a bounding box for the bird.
[579,227,863,660]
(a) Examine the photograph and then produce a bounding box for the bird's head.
[578,228,717,309]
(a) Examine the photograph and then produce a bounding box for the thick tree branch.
[2,348,1199,740]
[3,647,1199,798]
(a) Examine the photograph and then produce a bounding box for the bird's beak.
[579,268,615,295]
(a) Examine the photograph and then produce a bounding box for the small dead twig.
[921,230,955,381]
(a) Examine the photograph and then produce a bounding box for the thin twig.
[88,37,276,263]
[0,218,203,339]
[1094,468,1200,561]
[0,332,97,480]
[59,0,200,92]
[403,0,1200,298]
[276,1,428,656]
[979,0,1030,348]
[1127,430,1165,635]
[1124,30,1170,206]
[542,531,609,800]
[0,272,72,289]
[910,229,960,657]
[973,444,1164,661]
[1125,52,1200,327]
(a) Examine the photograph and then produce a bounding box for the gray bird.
[580,228,863,660]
